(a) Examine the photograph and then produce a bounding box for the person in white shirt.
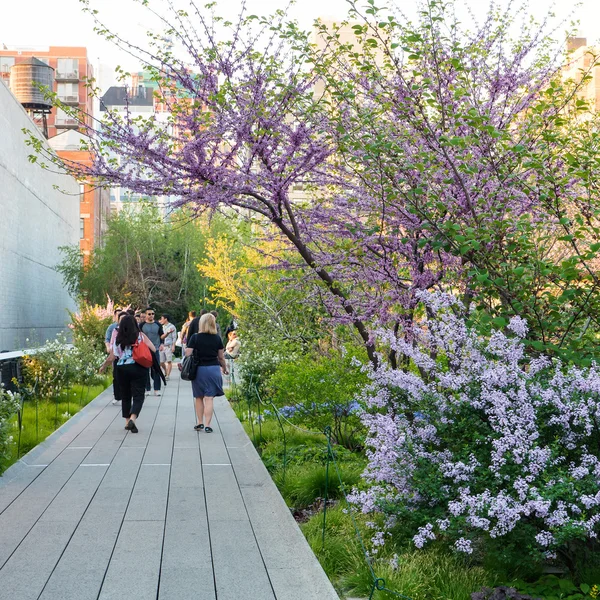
[159,314,177,380]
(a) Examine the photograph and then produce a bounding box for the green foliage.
[513,575,600,600]
[301,506,497,600]
[1,381,109,473]
[274,463,364,509]
[266,350,368,448]
[57,205,226,326]
[20,335,106,401]
[0,386,21,466]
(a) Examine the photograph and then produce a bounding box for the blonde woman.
[185,313,228,433]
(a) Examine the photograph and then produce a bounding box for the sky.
[1,0,600,90]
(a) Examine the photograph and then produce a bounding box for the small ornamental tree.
[27,0,600,365]
[350,291,600,573]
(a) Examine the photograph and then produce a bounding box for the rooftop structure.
[0,46,94,138]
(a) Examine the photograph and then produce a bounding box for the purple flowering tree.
[25,0,600,365]
[351,290,600,571]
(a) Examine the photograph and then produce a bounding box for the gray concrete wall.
[0,81,78,351]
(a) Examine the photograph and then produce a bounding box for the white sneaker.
[111,399,121,406]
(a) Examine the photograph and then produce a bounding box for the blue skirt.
[192,365,224,398]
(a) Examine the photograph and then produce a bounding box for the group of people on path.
[100,307,240,434]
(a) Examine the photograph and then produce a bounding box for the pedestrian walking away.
[104,307,121,405]
[140,307,164,395]
[210,310,222,339]
[159,313,177,379]
[99,314,156,433]
[109,311,128,406]
[180,310,196,352]
[185,312,228,433]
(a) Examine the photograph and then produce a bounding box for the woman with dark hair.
[100,315,156,433]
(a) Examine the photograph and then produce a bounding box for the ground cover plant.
[1,381,109,472]
[0,327,111,474]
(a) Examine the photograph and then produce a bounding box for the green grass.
[302,505,497,600]
[274,462,364,509]
[1,380,110,472]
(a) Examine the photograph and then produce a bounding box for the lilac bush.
[351,291,600,571]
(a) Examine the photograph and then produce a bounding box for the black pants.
[117,363,147,419]
[145,350,162,391]
[112,360,122,401]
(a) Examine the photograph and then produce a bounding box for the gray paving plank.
[125,464,170,521]
[38,447,145,600]
[98,520,164,600]
[0,466,108,599]
[38,517,123,600]
[198,417,230,465]
[0,447,90,566]
[0,521,74,600]
[174,391,200,449]
[166,485,206,522]
[202,465,247,521]
[210,519,275,600]
[158,516,216,600]
[39,463,108,522]
[170,447,203,488]
[0,464,46,514]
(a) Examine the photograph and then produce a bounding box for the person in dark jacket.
[140,307,164,395]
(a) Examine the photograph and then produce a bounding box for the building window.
[79,183,85,201]
[0,57,14,73]
[56,58,78,79]
[80,218,85,240]
[55,107,78,127]
[57,82,79,103]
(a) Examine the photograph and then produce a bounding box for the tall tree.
[30,0,600,364]
[58,205,219,324]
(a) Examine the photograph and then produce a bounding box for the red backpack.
[132,336,153,368]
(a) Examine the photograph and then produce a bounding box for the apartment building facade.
[0,45,107,256]
[0,45,93,137]
[100,71,174,216]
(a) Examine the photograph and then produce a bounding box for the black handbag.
[180,354,198,381]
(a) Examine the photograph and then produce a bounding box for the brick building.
[0,45,93,137]
[49,130,110,259]
[0,46,107,255]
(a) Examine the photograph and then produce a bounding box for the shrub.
[68,298,115,354]
[0,385,20,467]
[351,291,600,574]
[267,350,368,448]
[20,335,105,403]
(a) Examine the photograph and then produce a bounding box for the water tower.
[9,57,54,139]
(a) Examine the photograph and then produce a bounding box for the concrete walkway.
[0,371,339,600]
